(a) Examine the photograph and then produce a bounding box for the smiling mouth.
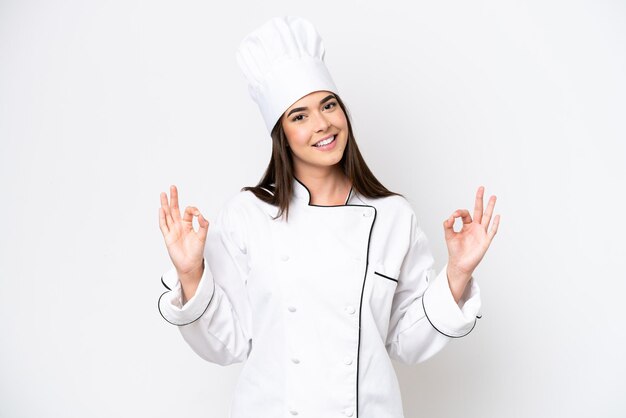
[313,135,336,147]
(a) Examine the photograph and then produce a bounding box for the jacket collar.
[292,176,354,206]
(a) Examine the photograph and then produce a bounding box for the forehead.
[286,90,335,112]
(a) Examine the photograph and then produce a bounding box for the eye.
[323,101,337,110]
[291,114,305,122]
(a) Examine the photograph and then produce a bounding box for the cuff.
[158,259,215,326]
[422,263,481,338]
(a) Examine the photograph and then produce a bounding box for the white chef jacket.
[159,176,481,418]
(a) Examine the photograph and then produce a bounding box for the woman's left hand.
[443,186,500,302]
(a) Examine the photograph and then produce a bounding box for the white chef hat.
[236,16,339,133]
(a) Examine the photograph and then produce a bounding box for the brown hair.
[241,93,403,221]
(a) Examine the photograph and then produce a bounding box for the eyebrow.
[286,94,336,117]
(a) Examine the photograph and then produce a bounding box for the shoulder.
[219,189,277,221]
[359,193,416,220]
[358,193,427,243]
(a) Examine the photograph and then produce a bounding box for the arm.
[385,186,499,365]
[158,198,253,366]
[385,211,482,365]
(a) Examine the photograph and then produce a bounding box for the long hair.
[241,93,403,221]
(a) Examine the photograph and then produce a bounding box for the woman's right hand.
[159,185,209,295]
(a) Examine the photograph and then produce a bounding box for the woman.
[158,16,499,418]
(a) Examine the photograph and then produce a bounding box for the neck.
[294,166,351,206]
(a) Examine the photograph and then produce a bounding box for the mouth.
[312,135,336,148]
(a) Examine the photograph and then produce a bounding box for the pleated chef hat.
[236,16,339,133]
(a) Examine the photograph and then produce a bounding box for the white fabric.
[158,178,482,418]
[236,16,339,133]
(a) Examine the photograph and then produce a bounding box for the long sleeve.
[385,209,481,365]
[158,198,253,366]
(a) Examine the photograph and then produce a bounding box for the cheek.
[333,112,348,131]
[285,128,310,148]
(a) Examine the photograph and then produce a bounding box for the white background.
[1,0,625,417]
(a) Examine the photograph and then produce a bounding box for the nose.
[313,111,331,132]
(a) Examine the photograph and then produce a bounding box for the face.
[280,90,348,175]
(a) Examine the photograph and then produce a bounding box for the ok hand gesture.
[443,186,500,302]
[159,185,209,280]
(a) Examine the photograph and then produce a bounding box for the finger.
[183,207,208,237]
[455,209,472,224]
[443,215,455,241]
[158,207,169,235]
[197,212,210,242]
[482,195,497,230]
[488,214,500,241]
[473,186,485,224]
[182,206,196,225]
[160,191,174,228]
[170,185,182,221]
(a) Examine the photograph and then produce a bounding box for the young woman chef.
[158,16,500,418]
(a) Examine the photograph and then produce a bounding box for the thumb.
[197,213,210,243]
[443,215,455,241]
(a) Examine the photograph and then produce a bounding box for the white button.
[289,409,298,415]
[344,407,354,416]
[343,357,353,365]
[291,357,300,364]
[288,306,297,312]
[281,254,290,261]
[345,305,356,315]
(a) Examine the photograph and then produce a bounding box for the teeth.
[315,136,335,147]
